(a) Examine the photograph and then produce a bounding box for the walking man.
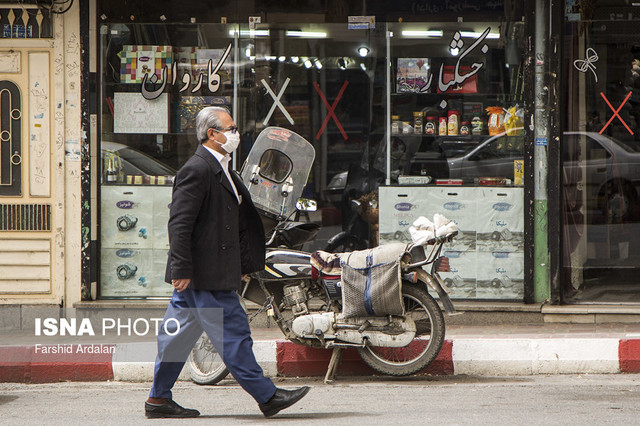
[145,106,309,418]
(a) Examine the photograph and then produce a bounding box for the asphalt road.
[1,375,639,424]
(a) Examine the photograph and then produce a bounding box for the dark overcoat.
[164,144,265,291]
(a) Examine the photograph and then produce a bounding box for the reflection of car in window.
[448,131,640,223]
[101,141,176,178]
[447,132,525,181]
[258,149,292,183]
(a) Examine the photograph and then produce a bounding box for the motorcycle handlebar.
[403,231,457,270]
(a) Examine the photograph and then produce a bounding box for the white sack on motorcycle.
[339,243,407,318]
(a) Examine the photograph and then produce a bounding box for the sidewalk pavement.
[3,323,640,383]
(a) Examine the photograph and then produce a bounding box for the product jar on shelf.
[460,120,470,136]
[413,111,423,134]
[425,116,438,135]
[391,115,401,134]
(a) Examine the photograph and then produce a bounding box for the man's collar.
[202,144,230,165]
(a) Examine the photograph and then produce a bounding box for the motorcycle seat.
[310,250,341,276]
[339,243,409,269]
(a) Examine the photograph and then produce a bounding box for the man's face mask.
[219,131,240,154]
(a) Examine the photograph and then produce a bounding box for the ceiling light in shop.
[228,29,270,37]
[360,63,367,71]
[357,47,370,57]
[291,56,300,63]
[286,30,327,38]
[264,56,277,61]
[278,56,286,62]
[401,30,443,38]
[459,31,499,39]
[315,60,323,69]
[303,58,313,68]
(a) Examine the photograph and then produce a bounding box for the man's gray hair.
[195,106,230,143]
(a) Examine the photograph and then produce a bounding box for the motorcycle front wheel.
[357,282,445,376]
[188,332,229,385]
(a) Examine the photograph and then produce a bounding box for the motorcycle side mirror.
[296,198,317,212]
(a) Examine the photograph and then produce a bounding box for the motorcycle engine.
[283,284,309,316]
[291,312,336,339]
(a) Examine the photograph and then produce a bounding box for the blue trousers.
[149,288,276,404]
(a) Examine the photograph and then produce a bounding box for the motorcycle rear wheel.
[188,332,229,385]
[357,282,445,376]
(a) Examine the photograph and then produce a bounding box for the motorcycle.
[189,127,458,384]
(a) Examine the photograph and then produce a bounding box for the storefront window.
[379,17,527,300]
[563,9,640,302]
[99,23,244,297]
[97,5,528,301]
[98,21,384,298]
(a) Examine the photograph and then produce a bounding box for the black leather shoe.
[144,400,200,418]
[259,386,310,418]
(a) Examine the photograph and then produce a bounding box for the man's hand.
[172,278,191,292]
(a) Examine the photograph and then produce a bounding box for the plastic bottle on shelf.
[471,115,483,135]
[438,117,447,136]
[447,110,460,136]
[106,158,117,183]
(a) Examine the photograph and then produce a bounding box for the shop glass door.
[563,10,640,303]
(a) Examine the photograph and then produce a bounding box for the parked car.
[447,131,640,223]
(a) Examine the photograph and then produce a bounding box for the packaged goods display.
[486,106,506,135]
[379,186,525,300]
[504,105,524,136]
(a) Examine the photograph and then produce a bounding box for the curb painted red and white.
[2,338,640,383]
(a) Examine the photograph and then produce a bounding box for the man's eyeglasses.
[212,126,238,134]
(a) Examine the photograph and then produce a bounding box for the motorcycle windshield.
[241,127,315,218]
